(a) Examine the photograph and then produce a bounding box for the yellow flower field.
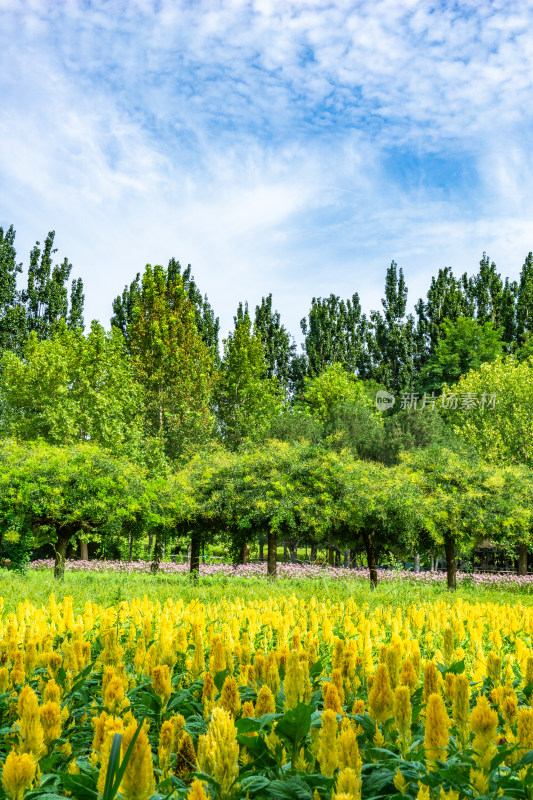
[0,594,532,799]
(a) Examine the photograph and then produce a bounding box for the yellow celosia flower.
[423,662,440,703]
[470,694,497,771]
[337,721,361,774]
[1,750,36,800]
[255,684,276,717]
[399,658,417,694]
[424,693,449,764]
[517,707,533,752]
[219,675,241,718]
[202,672,216,718]
[444,672,456,702]
[120,720,155,800]
[41,701,62,750]
[284,650,305,710]
[152,664,172,706]
[175,731,197,782]
[16,685,43,758]
[47,651,63,680]
[158,720,173,772]
[209,635,226,675]
[43,679,61,704]
[324,683,343,714]
[187,779,209,800]
[197,706,239,800]
[266,652,280,697]
[104,675,128,715]
[0,667,10,693]
[96,716,124,797]
[443,627,454,667]
[318,709,338,778]
[368,664,394,725]
[452,674,470,747]
[394,685,411,754]
[386,646,401,689]
[416,782,431,800]
[10,652,25,687]
[470,767,489,795]
[393,767,409,795]
[333,766,361,800]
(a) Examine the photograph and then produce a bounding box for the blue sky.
[1,0,533,344]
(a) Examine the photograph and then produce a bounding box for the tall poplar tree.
[300,293,370,379]
[129,264,216,461]
[516,253,533,344]
[415,266,469,371]
[112,258,219,360]
[0,226,84,358]
[254,294,296,393]
[0,226,26,357]
[23,231,84,339]
[215,305,282,450]
[369,261,417,394]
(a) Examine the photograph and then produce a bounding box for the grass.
[2,566,532,615]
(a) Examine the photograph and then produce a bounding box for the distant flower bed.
[27,558,533,587]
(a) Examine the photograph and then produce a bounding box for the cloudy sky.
[1,0,533,343]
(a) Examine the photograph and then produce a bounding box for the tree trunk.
[190,531,201,578]
[283,544,288,562]
[259,542,264,562]
[519,543,528,575]
[267,530,277,579]
[445,538,457,591]
[414,552,420,573]
[289,543,297,563]
[328,547,335,567]
[239,541,250,564]
[150,532,162,574]
[54,533,70,580]
[430,554,435,571]
[80,540,89,561]
[343,549,350,568]
[310,544,317,563]
[361,530,378,588]
[148,531,153,556]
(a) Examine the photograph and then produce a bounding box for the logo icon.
[375,390,395,411]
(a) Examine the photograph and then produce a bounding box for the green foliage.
[300,292,370,379]
[0,225,26,357]
[254,294,296,393]
[0,225,84,361]
[112,257,220,359]
[0,441,152,578]
[369,261,417,394]
[23,230,84,339]
[215,308,283,450]
[301,362,373,423]
[0,321,144,456]
[129,263,216,461]
[443,355,533,467]
[419,316,503,394]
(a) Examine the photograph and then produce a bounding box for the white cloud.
[1,0,533,345]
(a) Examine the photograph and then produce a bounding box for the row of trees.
[1,431,531,589]
[4,223,533,402]
[2,222,533,585]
